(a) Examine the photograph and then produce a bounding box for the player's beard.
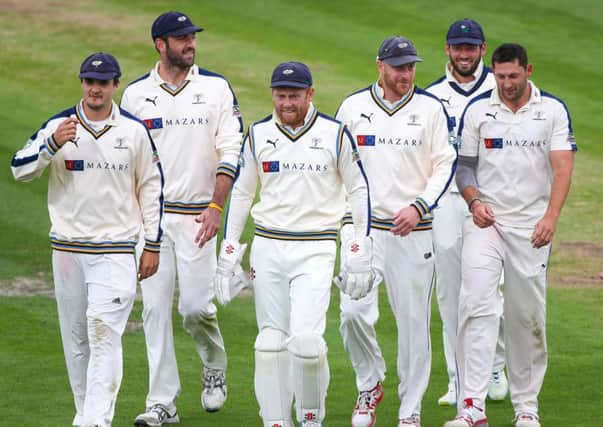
[166,43,195,70]
[449,55,480,78]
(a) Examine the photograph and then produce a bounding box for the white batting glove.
[335,235,377,300]
[214,239,248,305]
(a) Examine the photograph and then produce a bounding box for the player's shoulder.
[49,106,76,122]
[316,111,343,126]
[196,67,232,85]
[249,113,273,132]
[539,89,570,110]
[425,75,447,91]
[123,72,152,92]
[340,85,372,104]
[414,86,449,109]
[464,89,493,112]
[118,107,152,133]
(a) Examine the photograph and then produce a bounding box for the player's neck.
[501,84,531,113]
[82,102,113,122]
[158,61,190,87]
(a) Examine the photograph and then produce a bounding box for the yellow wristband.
[208,202,224,213]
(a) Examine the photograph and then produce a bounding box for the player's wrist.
[468,197,482,213]
[208,202,224,213]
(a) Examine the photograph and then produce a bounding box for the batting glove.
[335,235,377,300]
[214,239,249,305]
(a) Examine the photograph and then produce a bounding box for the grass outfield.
[1,0,602,426]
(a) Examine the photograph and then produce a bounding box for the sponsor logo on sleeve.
[262,161,280,173]
[64,160,84,171]
[484,137,503,149]
[143,117,163,130]
[356,135,376,146]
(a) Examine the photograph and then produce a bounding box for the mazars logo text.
[163,116,209,127]
[282,162,328,172]
[378,137,423,146]
[86,161,130,172]
[504,139,547,148]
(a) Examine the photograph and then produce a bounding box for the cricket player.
[11,52,164,427]
[425,19,508,406]
[214,61,372,427]
[445,43,576,427]
[120,11,243,426]
[336,36,457,427]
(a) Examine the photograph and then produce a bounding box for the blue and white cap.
[446,19,485,45]
[270,61,313,88]
[79,52,121,80]
[378,36,422,66]
[151,11,203,40]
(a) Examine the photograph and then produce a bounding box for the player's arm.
[531,103,576,248]
[338,126,370,237]
[530,150,574,248]
[11,116,79,182]
[213,134,257,304]
[194,174,233,248]
[195,80,245,247]
[393,104,456,236]
[456,105,495,228]
[134,125,164,280]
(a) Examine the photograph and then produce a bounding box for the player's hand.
[194,207,221,248]
[138,250,159,280]
[471,201,496,228]
[214,239,248,305]
[52,117,80,147]
[392,206,420,236]
[531,213,557,248]
[335,236,379,300]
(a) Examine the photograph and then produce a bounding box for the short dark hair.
[491,43,528,68]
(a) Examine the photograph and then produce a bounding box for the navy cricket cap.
[377,36,422,66]
[270,61,313,88]
[447,19,485,45]
[79,52,121,80]
[151,11,203,40]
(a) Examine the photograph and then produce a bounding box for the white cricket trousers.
[432,191,505,389]
[340,228,434,420]
[53,250,136,427]
[457,220,549,416]
[251,236,335,424]
[139,213,225,410]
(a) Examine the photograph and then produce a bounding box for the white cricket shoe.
[134,404,179,426]
[351,382,384,427]
[201,367,227,412]
[398,413,421,426]
[299,421,322,427]
[514,412,540,427]
[438,385,457,406]
[487,369,508,401]
[443,399,488,427]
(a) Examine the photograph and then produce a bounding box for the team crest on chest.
[192,93,205,104]
[532,110,546,121]
[309,137,323,149]
[114,137,128,149]
[407,114,421,126]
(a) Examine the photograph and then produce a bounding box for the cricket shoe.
[201,367,227,412]
[443,399,488,427]
[438,385,457,406]
[134,404,179,426]
[351,382,384,427]
[398,413,421,426]
[299,422,322,427]
[487,369,508,401]
[514,412,540,427]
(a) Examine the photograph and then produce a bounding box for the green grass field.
[1,0,602,426]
